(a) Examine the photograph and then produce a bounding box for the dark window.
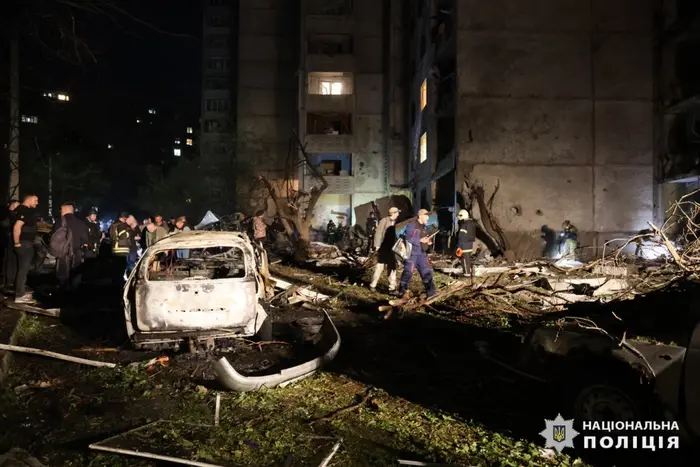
[205,58,231,71]
[308,34,353,55]
[204,100,230,112]
[307,0,352,15]
[205,78,229,90]
[207,35,229,48]
[410,103,416,126]
[420,35,426,57]
[307,113,353,135]
[208,14,228,26]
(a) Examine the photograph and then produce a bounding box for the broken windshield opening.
[147,246,246,281]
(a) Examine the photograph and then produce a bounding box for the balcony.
[306,174,354,194]
[307,55,355,72]
[306,94,354,113]
[306,0,352,16]
[305,135,354,153]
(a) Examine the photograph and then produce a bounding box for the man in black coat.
[456,209,476,280]
[54,202,89,291]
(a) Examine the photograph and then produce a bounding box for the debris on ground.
[0,448,47,467]
[0,344,117,369]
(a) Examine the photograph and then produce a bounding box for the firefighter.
[109,212,133,284]
[455,209,476,280]
[397,209,436,299]
[560,220,578,259]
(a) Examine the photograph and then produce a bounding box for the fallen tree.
[461,178,509,257]
[257,132,328,261]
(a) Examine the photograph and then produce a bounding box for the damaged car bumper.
[213,310,341,391]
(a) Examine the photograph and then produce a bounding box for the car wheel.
[574,382,643,422]
[257,316,273,342]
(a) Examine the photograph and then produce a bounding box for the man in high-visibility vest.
[109,212,132,284]
[455,209,476,281]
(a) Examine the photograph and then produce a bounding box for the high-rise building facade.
[201,0,408,226]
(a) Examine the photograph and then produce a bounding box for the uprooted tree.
[461,177,510,257]
[257,132,328,261]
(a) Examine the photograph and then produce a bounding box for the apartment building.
[658,0,700,212]
[201,0,408,226]
[408,0,659,258]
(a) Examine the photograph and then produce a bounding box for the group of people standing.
[0,195,103,302]
[0,196,200,304]
[368,206,477,300]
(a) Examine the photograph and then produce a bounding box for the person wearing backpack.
[51,202,89,291]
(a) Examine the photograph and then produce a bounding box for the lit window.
[175,138,181,145]
[320,81,343,95]
[420,79,427,111]
[107,144,113,149]
[57,93,70,101]
[136,119,141,123]
[148,108,156,114]
[419,132,427,163]
[186,127,193,134]
[174,148,181,156]
[21,115,38,124]
[186,138,193,146]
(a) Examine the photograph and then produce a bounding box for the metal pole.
[8,15,20,200]
[48,153,53,218]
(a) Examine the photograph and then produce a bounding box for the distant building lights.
[108,144,113,149]
[136,119,141,123]
[186,138,193,146]
[148,108,156,114]
[186,127,193,134]
[174,148,181,156]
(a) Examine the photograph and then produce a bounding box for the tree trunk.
[8,17,20,200]
[294,219,311,262]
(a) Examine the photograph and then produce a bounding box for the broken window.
[147,247,246,281]
[307,0,353,15]
[308,72,353,95]
[307,112,352,135]
[308,34,353,55]
[204,120,225,133]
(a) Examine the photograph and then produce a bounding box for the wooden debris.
[5,302,60,318]
[310,389,374,424]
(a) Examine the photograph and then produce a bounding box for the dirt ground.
[0,261,692,466]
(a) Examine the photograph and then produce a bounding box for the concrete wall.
[456,0,656,258]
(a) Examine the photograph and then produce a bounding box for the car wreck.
[123,231,276,349]
[476,289,700,442]
[122,230,341,391]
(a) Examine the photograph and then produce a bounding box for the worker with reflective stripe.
[109,212,132,283]
[398,209,436,298]
[456,209,476,280]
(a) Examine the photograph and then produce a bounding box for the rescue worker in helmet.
[560,220,578,259]
[455,209,476,280]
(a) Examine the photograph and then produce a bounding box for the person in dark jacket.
[455,209,476,280]
[369,207,400,292]
[1,200,19,290]
[365,211,377,255]
[84,209,101,259]
[54,202,89,291]
[398,209,436,298]
[12,195,40,302]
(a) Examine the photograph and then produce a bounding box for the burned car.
[123,231,274,349]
